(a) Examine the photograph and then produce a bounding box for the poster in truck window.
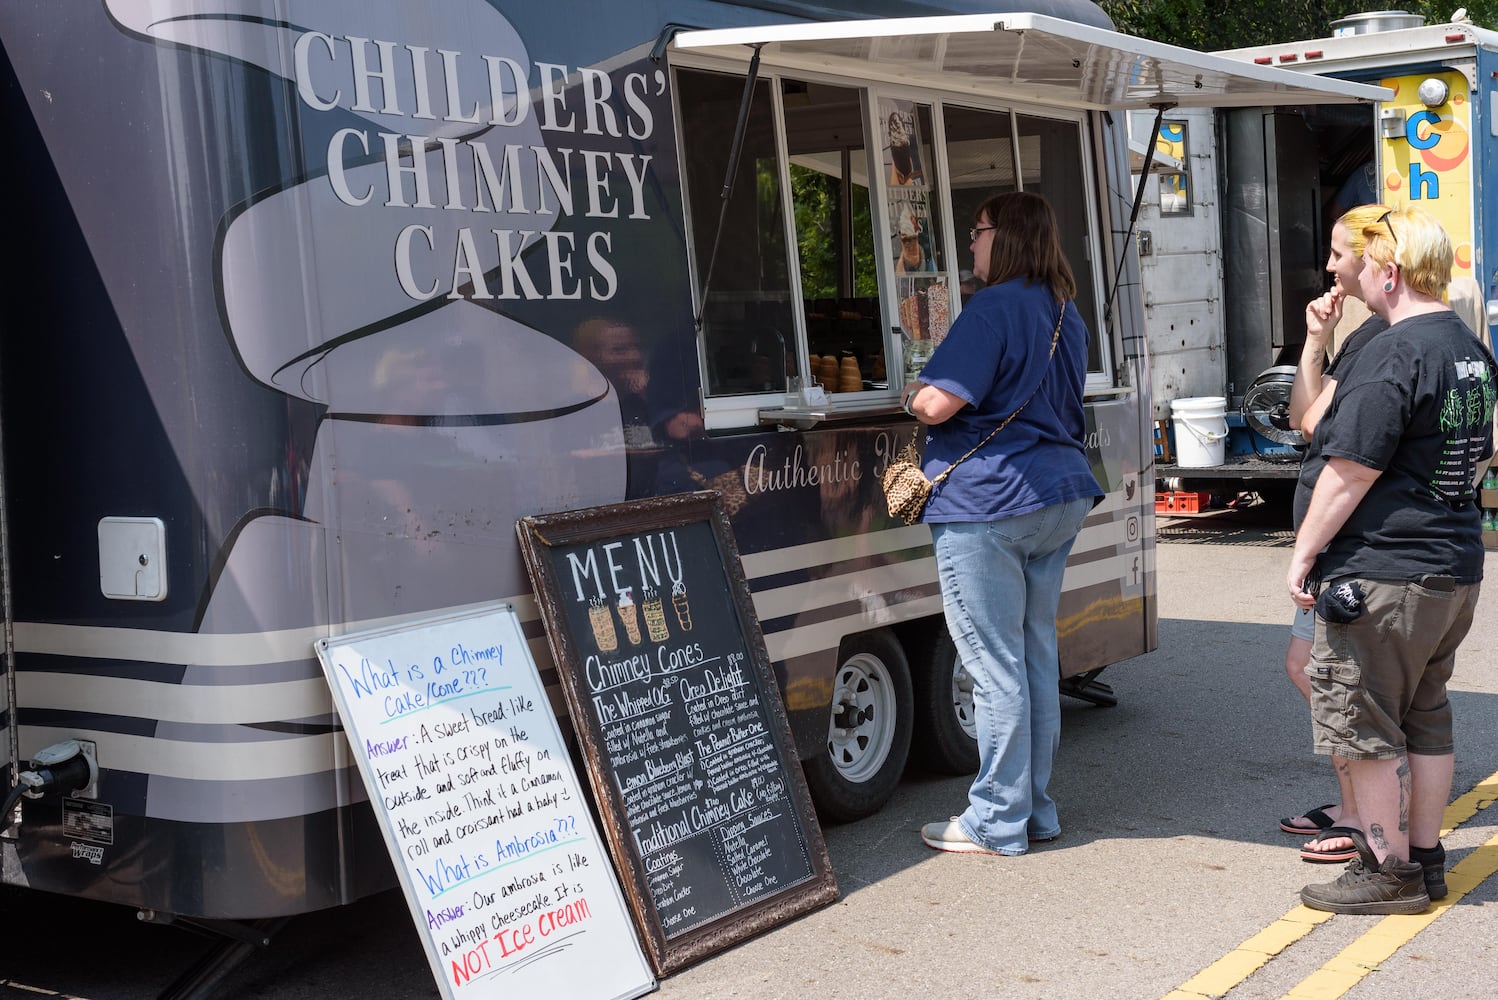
[882,98,950,349]
[1155,121,1190,215]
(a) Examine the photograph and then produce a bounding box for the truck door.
[1133,108,1226,416]
[1223,109,1323,396]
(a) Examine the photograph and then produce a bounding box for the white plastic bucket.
[1170,396,1228,468]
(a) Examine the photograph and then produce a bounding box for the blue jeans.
[931,497,1091,854]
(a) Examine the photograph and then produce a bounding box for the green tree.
[789,163,878,300]
[1101,1,1498,50]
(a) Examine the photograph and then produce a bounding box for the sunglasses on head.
[1377,210,1399,245]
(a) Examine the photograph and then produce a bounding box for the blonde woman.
[1288,205,1496,914]
[1280,203,1390,859]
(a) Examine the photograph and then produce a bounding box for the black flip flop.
[1279,803,1337,835]
[1299,825,1363,864]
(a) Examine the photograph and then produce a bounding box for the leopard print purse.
[880,433,935,525]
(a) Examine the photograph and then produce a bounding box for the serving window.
[1014,112,1102,368]
[676,69,797,402]
[786,81,889,397]
[674,63,1111,429]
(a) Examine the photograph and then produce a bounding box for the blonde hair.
[1336,203,1392,259]
[1362,204,1452,299]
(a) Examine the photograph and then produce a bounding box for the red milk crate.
[1155,490,1211,514]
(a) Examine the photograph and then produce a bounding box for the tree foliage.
[1100,1,1498,51]
[789,163,878,300]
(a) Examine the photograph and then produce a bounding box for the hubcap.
[826,652,896,783]
[950,658,977,741]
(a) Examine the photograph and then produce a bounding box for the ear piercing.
[1384,281,1395,292]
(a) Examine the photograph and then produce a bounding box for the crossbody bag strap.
[929,299,1066,488]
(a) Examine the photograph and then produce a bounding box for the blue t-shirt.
[918,278,1102,521]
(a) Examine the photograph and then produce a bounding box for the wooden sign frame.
[517,491,837,975]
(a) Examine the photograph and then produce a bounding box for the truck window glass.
[941,105,1016,308]
[677,68,796,397]
[1157,120,1191,216]
[786,81,889,394]
[1015,112,1102,371]
[943,106,1101,373]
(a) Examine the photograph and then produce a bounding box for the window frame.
[1155,118,1194,217]
[670,53,1116,429]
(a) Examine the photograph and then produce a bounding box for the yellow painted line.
[1282,831,1498,999]
[1163,768,1498,1000]
[1437,776,1498,833]
[1165,907,1333,999]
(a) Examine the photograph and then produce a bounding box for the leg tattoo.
[1396,756,1411,834]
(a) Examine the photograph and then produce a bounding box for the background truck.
[1137,9,1498,503]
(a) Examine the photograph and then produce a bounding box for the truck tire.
[803,630,913,823]
[912,629,980,774]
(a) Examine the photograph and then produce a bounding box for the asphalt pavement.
[5,502,1498,999]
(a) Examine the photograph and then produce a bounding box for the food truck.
[0,0,1379,951]
[1140,10,1495,498]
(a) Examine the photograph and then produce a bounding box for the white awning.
[673,12,1390,110]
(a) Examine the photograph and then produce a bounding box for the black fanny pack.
[1315,579,1366,624]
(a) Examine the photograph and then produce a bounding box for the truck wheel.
[803,630,913,823]
[912,629,980,774]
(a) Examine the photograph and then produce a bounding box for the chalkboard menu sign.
[315,604,654,1000]
[517,492,838,974]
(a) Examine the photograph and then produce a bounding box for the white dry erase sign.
[316,603,654,1000]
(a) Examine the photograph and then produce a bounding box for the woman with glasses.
[1286,205,1496,914]
[899,191,1101,856]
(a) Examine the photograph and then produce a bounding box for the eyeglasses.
[969,225,996,241]
[1378,210,1400,245]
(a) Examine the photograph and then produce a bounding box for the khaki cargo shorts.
[1308,576,1480,759]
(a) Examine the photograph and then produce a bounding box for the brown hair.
[974,191,1076,301]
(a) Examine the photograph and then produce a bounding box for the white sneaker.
[920,817,997,854]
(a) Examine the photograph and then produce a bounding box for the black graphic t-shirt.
[1295,311,1497,582]
[1323,315,1388,381]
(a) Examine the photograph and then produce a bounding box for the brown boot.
[1300,829,1429,915]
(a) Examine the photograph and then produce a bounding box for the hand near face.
[1305,288,1343,344]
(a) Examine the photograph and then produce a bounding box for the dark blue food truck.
[1,0,1376,952]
